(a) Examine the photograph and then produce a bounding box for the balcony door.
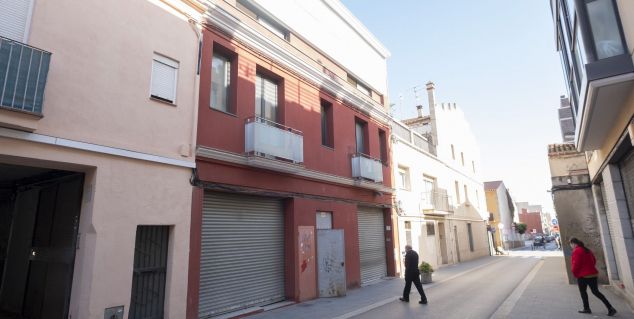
[255,73,278,123]
[355,120,367,154]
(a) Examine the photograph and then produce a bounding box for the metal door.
[317,229,346,297]
[356,207,386,285]
[619,151,634,233]
[198,192,285,318]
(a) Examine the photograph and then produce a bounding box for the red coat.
[571,246,598,278]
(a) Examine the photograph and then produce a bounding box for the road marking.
[489,259,544,319]
[331,258,506,319]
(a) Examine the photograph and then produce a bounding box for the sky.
[341,0,566,213]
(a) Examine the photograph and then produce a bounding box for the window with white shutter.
[150,54,178,104]
[0,0,34,42]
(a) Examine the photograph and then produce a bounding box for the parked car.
[533,236,545,247]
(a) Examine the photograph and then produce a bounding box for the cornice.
[202,2,392,125]
[196,146,393,193]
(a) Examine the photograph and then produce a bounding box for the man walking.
[399,245,428,304]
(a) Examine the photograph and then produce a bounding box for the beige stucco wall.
[0,136,192,319]
[25,0,199,161]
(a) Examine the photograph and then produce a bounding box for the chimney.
[426,81,438,147]
[416,105,423,117]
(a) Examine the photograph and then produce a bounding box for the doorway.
[438,222,448,264]
[0,164,83,319]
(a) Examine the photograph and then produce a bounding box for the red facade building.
[187,2,395,318]
[519,209,544,235]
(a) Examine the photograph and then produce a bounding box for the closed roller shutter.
[601,180,622,279]
[357,207,387,285]
[199,192,285,318]
[0,0,32,42]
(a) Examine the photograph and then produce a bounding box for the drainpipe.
[188,17,202,158]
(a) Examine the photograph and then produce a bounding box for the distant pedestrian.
[570,238,617,316]
[399,245,428,305]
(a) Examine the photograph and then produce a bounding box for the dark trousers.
[403,274,427,301]
[577,277,613,310]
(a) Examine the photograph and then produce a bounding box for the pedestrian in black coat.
[399,245,428,304]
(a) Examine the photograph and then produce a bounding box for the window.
[455,181,461,203]
[379,129,388,163]
[472,161,476,173]
[461,152,465,166]
[255,73,278,122]
[211,52,232,112]
[321,100,334,147]
[422,176,435,206]
[151,54,179,104]
[397,166,410,190]
[467,224,474,252]
[355,119,367,154]
[0,0,33,42]
[405,221,412,246]
[237,0,289,40]
[476,189,480,208]
[316,211,333,230]
[585,0,625,59]
[347,74,371,96]
[426,221,435,236]
[451,144,455,160]
[464,184,469,202]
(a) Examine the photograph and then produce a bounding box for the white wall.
[250,0,389,94]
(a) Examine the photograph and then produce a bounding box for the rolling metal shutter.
[357,207,387,285]
[601,180,622,279]
[0,0,33,42]
[198,192,285,318]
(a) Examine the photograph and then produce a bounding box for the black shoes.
[419,300,428,304]
[578,309,591,314]
[399,297,427,305]
[608,308,617,316]
[399,297,409,302]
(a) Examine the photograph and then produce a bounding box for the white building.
[392,82,489,272]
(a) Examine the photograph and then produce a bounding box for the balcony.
[351,153,383,183]
[245,117,303,172]
[421,190,454,214]
[0,36,51,131]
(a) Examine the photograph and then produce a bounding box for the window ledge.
[0,106,42,132]
[150,96,177,107]
[321,144,335,151]
[211,107,238,118]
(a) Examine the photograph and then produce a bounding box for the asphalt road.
[352,256,541,319]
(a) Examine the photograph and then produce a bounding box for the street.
[250,242,633,319]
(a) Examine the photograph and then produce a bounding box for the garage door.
[357,207,387,285]
[198,192,285,318]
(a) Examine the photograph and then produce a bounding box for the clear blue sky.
[341,0,566,213]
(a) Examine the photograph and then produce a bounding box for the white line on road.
[331,257,509,319]
[489,259,545,319]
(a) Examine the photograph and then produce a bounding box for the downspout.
[187,16,202,160]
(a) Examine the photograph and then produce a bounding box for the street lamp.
[498,223,505,252]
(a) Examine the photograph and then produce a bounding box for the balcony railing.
[245,117,304,164]
[421,190,454,213]
[351,153,383,183]
[0,36,51,114]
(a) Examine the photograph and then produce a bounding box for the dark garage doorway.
[0,163,83,319]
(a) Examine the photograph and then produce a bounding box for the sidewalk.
[247,256,505,319]
[245,254,634,319]
[502,256,634,318]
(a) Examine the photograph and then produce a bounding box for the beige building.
[0,0,203,318]
[484,181,522,250]
[551,0,634,308]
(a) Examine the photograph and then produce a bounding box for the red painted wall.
[196,29,392,188]
[520,212,543,234]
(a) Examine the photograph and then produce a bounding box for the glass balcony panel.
[351,154,383,183]
[587,0,625,59]
[0,36,51,114]
[245,117,304,164]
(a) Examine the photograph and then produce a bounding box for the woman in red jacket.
[570,238,616,316]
